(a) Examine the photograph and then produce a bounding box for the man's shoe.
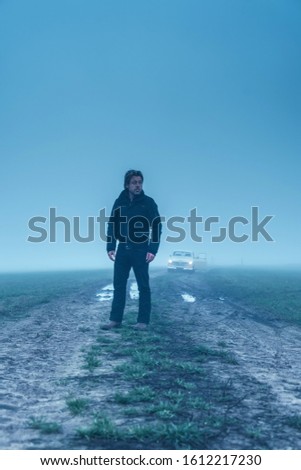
[101,321,122,330]
[133,323,148,331]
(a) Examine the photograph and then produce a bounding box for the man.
[102,170,162,330]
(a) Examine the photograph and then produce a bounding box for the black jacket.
[106,190,162,254]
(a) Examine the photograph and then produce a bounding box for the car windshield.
[173,251,192,257]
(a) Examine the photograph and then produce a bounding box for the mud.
[1,269,301,449]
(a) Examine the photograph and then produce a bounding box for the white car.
[167,251,196,272]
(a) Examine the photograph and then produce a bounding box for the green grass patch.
[123,407,141,417]
[77,416,120,440]
[145,400,182,419]
[128,421,207,448]
[174,361,204,374]
[114,386,156,404]
[82,351,101,372]
[187,396,211,410]
[28,417,61,434]
[163,390,185,401]
[114,362,149,380]
[66,398,89,415]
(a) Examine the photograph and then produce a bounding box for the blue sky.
[1,0,300,271]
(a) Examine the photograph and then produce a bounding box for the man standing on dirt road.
[102,170,162,331]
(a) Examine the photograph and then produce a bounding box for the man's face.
[127,176,143,197]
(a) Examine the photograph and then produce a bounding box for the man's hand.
[108,251,116,261]
[146,252,155,263]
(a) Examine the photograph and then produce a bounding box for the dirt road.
[1,270,301,449]
[160,272,301,449]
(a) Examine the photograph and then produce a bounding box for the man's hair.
[124,170,144,188]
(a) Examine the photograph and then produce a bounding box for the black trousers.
[109,245,151,324]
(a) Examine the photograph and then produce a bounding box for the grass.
[145,401,182,419]
[187,397,211,410]
[82,351,101,372]
[206,267,301,325]
[285,415,301,431]
[76,305,236,448]
[163,390,185,401]
[113,386,156,404]
[176,381,196,390]
[128,421,208,448]
[123,407,141,417]
[66,398,89,415]
[245,427,263,439]
[0,270,108,321]
[5,267,299,449]
[28,417,61,434]
[195,344,238,364]
[131,350,161,367]
[25,267,297,450]
[77,416,120,440]
[77,416,213,449]
[174,361,204,374]
[76,269,299,449]
[114,362,149,380]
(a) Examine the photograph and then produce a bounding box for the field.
[1,267,301,449]
[206,267,301,325]
[0,270,112,321]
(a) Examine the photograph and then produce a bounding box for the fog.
[1,0,300,273]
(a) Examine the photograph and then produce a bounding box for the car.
[167,251,207,272]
